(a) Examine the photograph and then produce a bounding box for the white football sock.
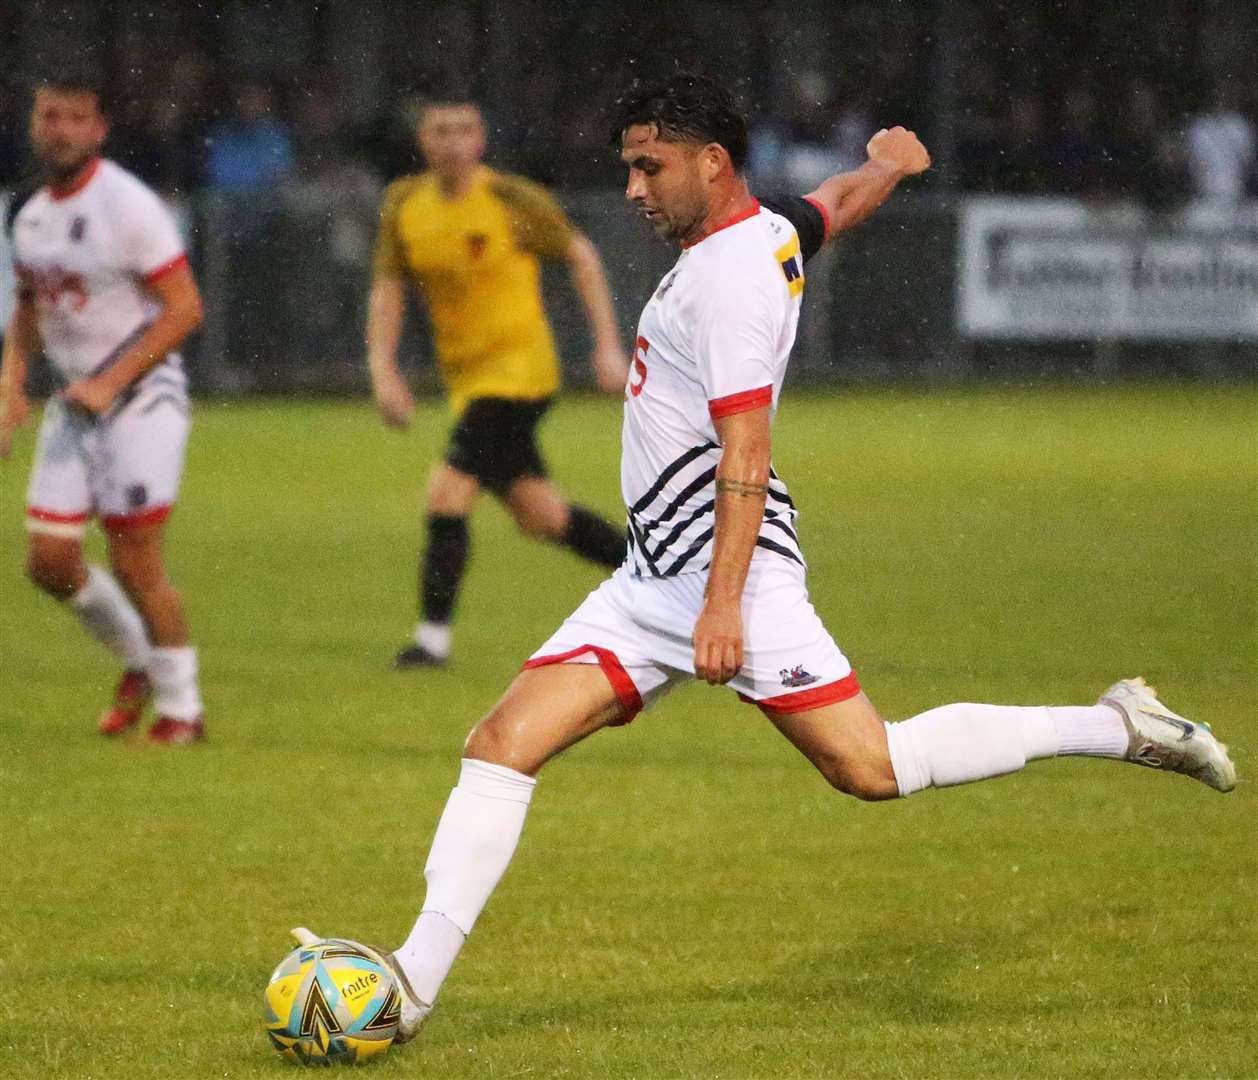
[1051,705,1128,757]
[884,701,1124,797]
[395,911,465,1006]
[148,646,203,720]
[414,621,452,659]
[395,758,536,1001]
[69,565,151,670]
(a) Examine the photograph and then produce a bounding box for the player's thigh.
[504,475,568,538]
[25,398,92,526]
[764,692,897,800]
[426,461,480,515]
[465,664,628,776]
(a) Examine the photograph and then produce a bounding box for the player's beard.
[38,143,99,186]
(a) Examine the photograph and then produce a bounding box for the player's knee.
[816,755,898,802]
[510,504,555,540]
[462,714,515,769]
[25,547,80,598]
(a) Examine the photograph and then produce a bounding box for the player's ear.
[699,143,729,182]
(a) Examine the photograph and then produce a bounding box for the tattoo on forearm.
[715,478,768,497]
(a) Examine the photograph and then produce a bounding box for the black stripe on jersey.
[637,465,717,535]
[664,526,715,576]
[630,442,719,515]
[767,485,796,511]
[758,194,826,263]
[644,498,715,562]
[755,535,805,566]
[627,516,662,577]
[762,514,799,546]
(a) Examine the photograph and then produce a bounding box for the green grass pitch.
[0,386,1254,1079]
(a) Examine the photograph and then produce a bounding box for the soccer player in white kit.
[297,75,1236,1041]
[0,75,206,743]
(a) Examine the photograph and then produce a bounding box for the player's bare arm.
[365,274,414,429]
[807,126,930,240]
[566,232,628,394]
[62,265,203,416]
[693,405,771,685]
[0,295,39,459]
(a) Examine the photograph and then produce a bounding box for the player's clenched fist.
[866,127,931,176]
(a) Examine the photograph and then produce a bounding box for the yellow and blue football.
[263,936,400,1066]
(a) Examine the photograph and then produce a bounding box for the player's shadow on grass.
[433,927,1084,1044]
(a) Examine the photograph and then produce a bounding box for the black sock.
[420,515,470,623]
[563,505,625,568]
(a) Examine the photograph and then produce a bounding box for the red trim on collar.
[681,198,761,249]
[48,157,102,201]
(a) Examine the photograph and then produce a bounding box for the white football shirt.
[622,194,828,578]
[11,157,187,384]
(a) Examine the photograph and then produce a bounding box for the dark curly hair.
[608,72,747,170]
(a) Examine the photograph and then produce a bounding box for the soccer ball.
[263,936,401,1066]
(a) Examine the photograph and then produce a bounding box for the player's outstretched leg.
[767,681,1236,800]
[25,531,154,733]
[505,476,623,568]
[303,663,626,1045]
[397,465,478,669]
[106,522,204,743]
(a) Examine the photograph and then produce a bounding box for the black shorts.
[444,396,551,496]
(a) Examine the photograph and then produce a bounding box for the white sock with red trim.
[394,758,536,1002]
[883,702,1125,796]
[148,646,203,721]
[69,565,151,670]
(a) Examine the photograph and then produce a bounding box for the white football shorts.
[525,555,861,722]
[25,369,190,538]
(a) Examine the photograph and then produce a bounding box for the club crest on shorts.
[70,215,88,242]
[126,484,148,509]
[780,664,818,688]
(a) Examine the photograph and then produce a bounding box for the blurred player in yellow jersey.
[367,94,630,667]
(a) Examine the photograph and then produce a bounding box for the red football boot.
[98,669,152,736]
[147,716,205,744]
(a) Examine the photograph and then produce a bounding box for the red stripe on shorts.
[741,670,862,714]
[27,506,91,523]
[100,505,173,531]
[522,644,644,721]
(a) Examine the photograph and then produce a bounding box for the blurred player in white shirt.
[0,74,206,743]
[299,75,1235,1042]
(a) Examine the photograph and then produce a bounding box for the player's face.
[620,124,710,245]
[418,104,487,180]
[30,87,108,181]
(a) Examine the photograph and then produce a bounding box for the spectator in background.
[1185,83,1256,207]
[1046,86,1110,197]
[980,95,1052,195]
[0,78,30,188]
[205,81,294,192]
[1107,79,1186,212]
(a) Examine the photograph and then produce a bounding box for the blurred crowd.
[1,52,1254,212]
